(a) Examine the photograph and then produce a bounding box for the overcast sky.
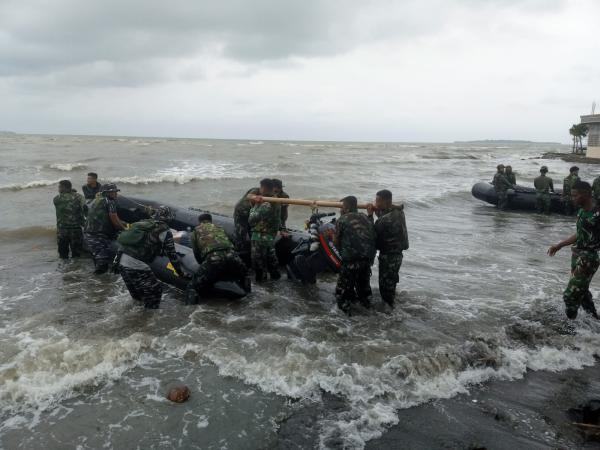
[0,0,598,142]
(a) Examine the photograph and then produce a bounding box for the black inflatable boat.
[114,196,342,298]
[471,182,567,214]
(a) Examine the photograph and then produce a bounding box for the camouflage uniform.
[188,222,247,296]
[248,201,281,278]
[371,205,409,306]
[233,188,259,257]
[533,174,554,214]
[84,196,119,271]
[492,172,513,210]
[335,210,376,312]
[563,207,600,319]
[82,182,102,201]
[118,219,182,309]
[276,190,290,229]
[505,172,516,186]
[563,174,580,215]
[593,176,600,203]
[53,190,85,258]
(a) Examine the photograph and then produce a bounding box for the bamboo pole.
[247,194,370,209]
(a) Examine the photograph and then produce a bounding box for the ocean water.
[1,134,600,449]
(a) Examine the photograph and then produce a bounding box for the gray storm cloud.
[0,0,565,85]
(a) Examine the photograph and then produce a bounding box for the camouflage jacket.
[248,202,281,241]
[506,173,516,185]
[53,191,85,229]
[563,174,580,198]
[492,173,513,193]
[191,222,234,262]
[335,211,376,262]
[575,207,600,251]
[372,205,409,254]
[534,175,554,193]
[85,196,118,236]
[233,188,259,227]
[593,177,600,200]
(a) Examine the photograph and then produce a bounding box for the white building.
[582,114,600,158]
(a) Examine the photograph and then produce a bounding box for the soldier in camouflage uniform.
[592,174,600,203]
[505,166,517,186]
[562,166,580,215]
[272,179,290,229]
[84,183,127,274]
[367,190,409,308]
[492,164,514,210]
[248,178,281,282]
[334,196,376,313]
[118,206,185,309]
[533,166,554,214]
[548,181,600,319]
[53,180,85,259]
[233,187,260,261]
[185,213,249,304]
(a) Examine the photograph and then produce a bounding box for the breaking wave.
[47,163,88,172]
[0,179,65,191]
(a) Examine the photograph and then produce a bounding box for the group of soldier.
[488,164,600,321]
[493,164,600,215]
[53,173,408,314]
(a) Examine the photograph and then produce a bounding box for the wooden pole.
[247,194,370,209]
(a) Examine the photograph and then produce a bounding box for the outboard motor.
[287,211,342,284]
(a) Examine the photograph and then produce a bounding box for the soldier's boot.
[94,264,109,275]
[359,296,371,309]
[184,285,199,305]
[382,294,395,309]
[255,269,267,283]
[582,291,599,319]
[269,270,281,281]
[243,276,252,293]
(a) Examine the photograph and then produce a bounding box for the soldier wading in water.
[548,181,600,319]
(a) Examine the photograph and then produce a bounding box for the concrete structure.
[581,114,600,158]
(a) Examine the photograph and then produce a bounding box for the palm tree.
[570,124,578,153]
[569,124,589,154]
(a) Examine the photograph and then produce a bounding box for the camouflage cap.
[153,205,174,222]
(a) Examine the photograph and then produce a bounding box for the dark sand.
[275,364,600,449]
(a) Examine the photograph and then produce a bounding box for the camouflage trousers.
[234,222,251,263]
[535,192,551,214]
[190,250,248,293]
[563,198,575,216]
[335,259,372,312]
[251,239,279,273]
[563,249,600,319]
[378,252,403,305]
[120,267,162,309]
[496,191,508,210]
[57,227,83,259]
[84,232,114,270]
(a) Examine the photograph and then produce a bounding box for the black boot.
[255,270,266,283]
[94,264,109,275]
[382,295,395,309]
[184,286,199,305]
[582,291,599,319]
[269,270,281,281]
[243,276,252,293]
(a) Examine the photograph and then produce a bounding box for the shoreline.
[541,152,600,165]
